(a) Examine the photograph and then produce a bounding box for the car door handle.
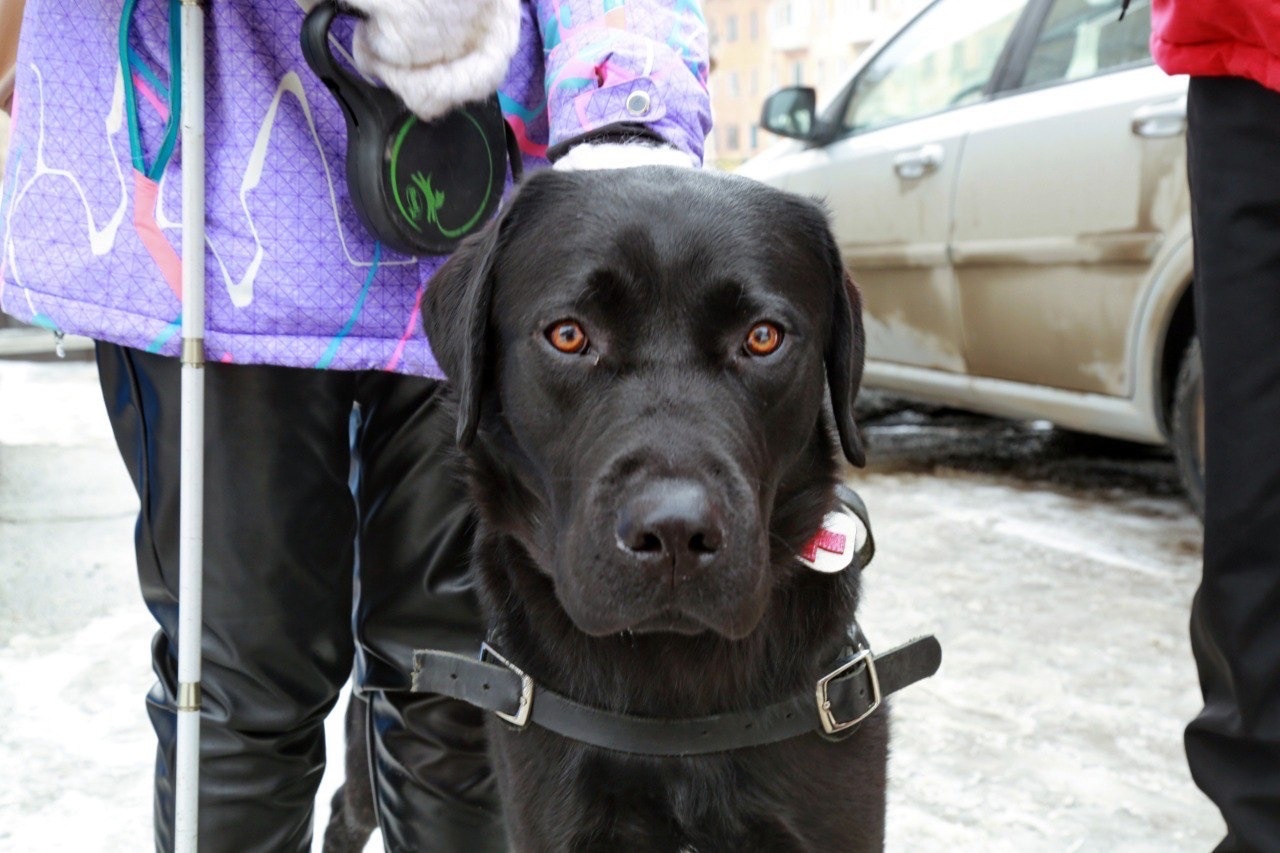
[893,144,944,180]
[1131,99,1187,138]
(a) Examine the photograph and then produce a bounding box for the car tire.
[1171,338,1205,519]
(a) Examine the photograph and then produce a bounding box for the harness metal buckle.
[480,642,535,728]
[815,647,881,735]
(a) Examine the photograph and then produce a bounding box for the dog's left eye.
[546,319,590,355]
[744,322,784,357]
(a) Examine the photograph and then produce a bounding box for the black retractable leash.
[301,1,522,255]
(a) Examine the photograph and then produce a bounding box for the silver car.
[738,0,1201,512]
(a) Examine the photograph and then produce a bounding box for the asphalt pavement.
[0,361,1222,851]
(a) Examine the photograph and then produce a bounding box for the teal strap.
[120,0,184,179]
[128,46,169,100]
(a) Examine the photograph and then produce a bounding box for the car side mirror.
[761,86,818,141]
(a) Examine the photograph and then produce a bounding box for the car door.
[949,0,1188,396]
[760,0,1031,373]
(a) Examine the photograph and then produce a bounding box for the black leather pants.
[1185,75,1280,852]
[96,343,505,852]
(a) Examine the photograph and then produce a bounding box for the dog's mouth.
[557,575,772,641]
[627,609,710,637]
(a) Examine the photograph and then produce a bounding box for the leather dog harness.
[413,636,940,756]
[411,488,942,756]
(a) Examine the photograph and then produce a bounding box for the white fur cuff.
[553,143,697,172]
[347,0,521,122]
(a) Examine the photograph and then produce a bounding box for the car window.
[1021,0,1152,89]
[841,0,1027,135]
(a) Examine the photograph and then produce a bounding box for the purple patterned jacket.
[0,1,710,376]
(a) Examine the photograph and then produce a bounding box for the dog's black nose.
[615,480,724,579]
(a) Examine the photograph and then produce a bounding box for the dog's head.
[426,167,864,641]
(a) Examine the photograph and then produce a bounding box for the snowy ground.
[0,360,1222,851]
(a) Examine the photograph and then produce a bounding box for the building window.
[726,124,740,150]
[726,15,738,42]
[750,10,759,40]
[749,125,759,149]
[793,61,804,84]
[728,71,740,98]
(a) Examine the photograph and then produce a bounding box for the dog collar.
[411,634,941,756]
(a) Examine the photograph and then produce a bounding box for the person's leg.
[97,343,359,853]
[1184,74,1280,852]
[351,372,506,851]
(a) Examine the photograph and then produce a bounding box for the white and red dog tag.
[798,508,868,573]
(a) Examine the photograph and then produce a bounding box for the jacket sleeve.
[534,0,712,164]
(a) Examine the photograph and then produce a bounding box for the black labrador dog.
[326,166,926,851]
[424,165,897,852]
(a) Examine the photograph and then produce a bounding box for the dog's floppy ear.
[824,242,867,468]
[424,213,507,448]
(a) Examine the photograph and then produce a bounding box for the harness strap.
[411,635,941,756]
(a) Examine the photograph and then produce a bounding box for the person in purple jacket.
[0,1,711,850]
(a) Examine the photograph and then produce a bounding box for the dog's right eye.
[546,320,590,355]
[744,322,784,357]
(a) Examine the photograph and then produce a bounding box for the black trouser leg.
[1185,75,1280,852]
[351,372,505,851]
[98,343,358,852]
[98,344,503,852]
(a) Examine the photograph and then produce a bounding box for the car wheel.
[1171,338,1205,519]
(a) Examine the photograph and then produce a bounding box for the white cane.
[175,0,206,850]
